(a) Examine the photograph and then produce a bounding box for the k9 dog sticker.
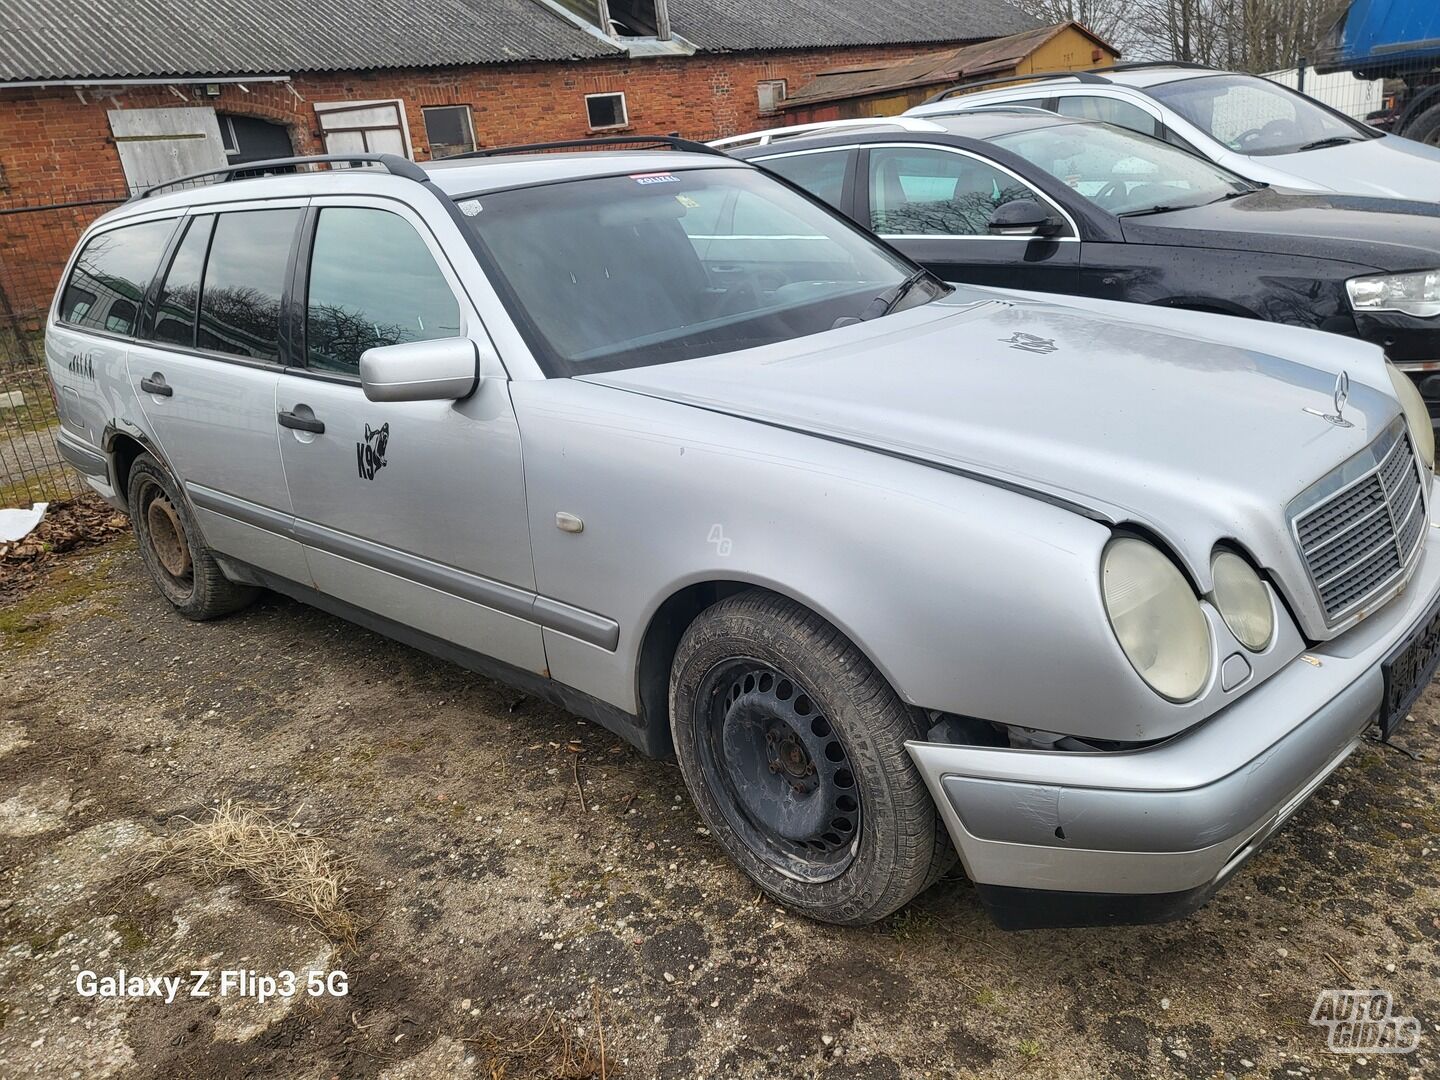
[357,423,389,481]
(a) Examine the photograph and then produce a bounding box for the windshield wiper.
[1297,136,1361,151]
[1116,203,1203,218]
[859,268,932,321]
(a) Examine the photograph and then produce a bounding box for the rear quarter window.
[58,218,178,336]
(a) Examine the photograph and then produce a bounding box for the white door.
[314,100,411,158]
[107,107,228,193]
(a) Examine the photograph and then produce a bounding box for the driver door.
[856,145,1080,295]
[274,197,545,675]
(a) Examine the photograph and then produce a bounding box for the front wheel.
[669,590,954,925]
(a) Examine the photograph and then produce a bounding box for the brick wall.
[0,45,937,320]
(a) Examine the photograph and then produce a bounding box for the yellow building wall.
[1018,26,1119,75]
[785,27,1120,123]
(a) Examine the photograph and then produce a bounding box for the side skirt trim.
[187,482,619,650]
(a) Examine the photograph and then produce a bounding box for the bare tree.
[1013,0,1348,72]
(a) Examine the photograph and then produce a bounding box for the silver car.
[46,140,1440,929]
[906,65,1440,200]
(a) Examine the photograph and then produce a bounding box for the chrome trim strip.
[185,483,619,650]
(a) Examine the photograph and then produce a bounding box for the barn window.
[549,0,669,39]
[757,80,787,115]
[586,92,629,131]
[423,106,477,159]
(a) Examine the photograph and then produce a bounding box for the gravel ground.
[1,537,1437,1079]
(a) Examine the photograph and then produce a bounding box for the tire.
[669,589,955,925]
[126,453,257,620]
[1403,103,1440,148]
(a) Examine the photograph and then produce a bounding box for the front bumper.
[907,490,1440,930]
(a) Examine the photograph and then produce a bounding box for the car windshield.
[462,166,940,375]
[1148,73,1375,156]
[991,122,1251,216]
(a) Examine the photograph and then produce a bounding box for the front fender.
[514,379,1264,744]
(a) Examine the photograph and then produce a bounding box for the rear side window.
[868,147,1037,236]
[304,208,461,376]
[757,150,852,212]
[59,218,177,335]
[1056,96,1161,138]
[151,215,213,347]
[197,209,301,361]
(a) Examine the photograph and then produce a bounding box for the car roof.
[95,150,748,225]
[909,66,1241,112]
[728,108,1090,157]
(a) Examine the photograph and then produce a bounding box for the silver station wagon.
[46,138,1440,930]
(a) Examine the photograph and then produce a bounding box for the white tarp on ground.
[0,503,47,542]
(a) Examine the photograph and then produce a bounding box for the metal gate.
[0,188,128,505]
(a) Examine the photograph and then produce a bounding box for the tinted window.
[1149,74,1372,155]
[1056,96,1161,138]
[151,215,213,347]
[59,219,176,334]
[868,148,1036,236]
[305,208,462,376]
[197,209,300,361]
[757,150,852,211]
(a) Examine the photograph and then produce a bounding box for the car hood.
[1254,133,1440,199]
[1120,186,1440,268]
[581,288,1401,617]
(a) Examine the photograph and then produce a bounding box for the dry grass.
[465,1011,609,1080]
[136,800,360,949]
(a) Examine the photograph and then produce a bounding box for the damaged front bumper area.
[907,512,1440,931]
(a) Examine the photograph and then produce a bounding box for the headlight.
[1210,551,1273,651]
[1346,270,1440,318]
[1387,361,1435,471]
[1101,538,1212,702]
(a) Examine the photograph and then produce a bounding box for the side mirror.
[359,339,480,403]
[987,199,1063,238]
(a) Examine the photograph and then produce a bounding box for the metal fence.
[0,187,127,507]
[1269,56,1440,145]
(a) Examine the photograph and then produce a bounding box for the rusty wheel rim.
[145,492,192,581]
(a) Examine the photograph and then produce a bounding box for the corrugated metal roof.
[0,0,619,81]
[667,0,1039,54]
[0,0,1041,82]
[781,22,1116,108]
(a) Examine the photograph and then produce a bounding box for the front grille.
[1294,430,1427,622]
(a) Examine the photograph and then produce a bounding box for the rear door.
[857,144,1080,293]
[750,147,859,220]
[127,201,310,582]
[273,197,544,673]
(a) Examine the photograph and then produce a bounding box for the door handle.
[277,409,325,435]
[139,373,172,397]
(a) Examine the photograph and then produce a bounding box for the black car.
[726,110,1440,423]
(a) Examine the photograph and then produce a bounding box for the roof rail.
[920,60,1220,106]
[708,116,943,150]
[922,68,1110,105]
[449,135,727,159]
[134,153,426,200]
[1091,60,1216,74]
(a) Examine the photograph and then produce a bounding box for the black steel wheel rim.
[696,659,860,882]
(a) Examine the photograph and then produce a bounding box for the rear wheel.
[669,589,953,925]
[127,454,256,620]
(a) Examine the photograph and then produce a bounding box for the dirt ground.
[1,530,1437,1079]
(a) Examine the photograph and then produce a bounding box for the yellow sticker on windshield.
[676,194,700,208]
